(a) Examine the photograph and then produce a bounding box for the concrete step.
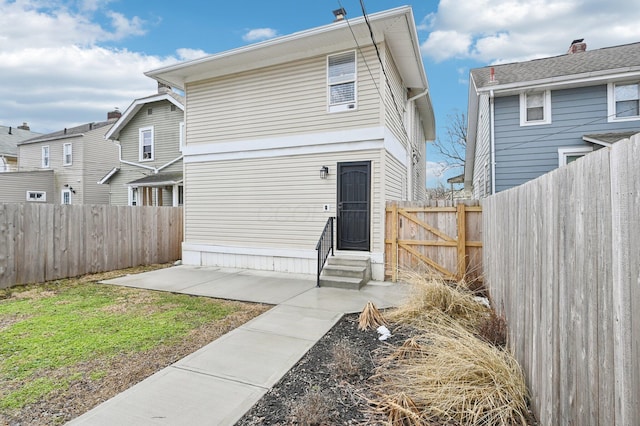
[318,276,364,290]
[322,264,367,279]
[326,255,370,268]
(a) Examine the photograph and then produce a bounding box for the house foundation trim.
[182,242,385,280]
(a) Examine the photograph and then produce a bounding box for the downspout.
[489,90,496,195]
[405,90,429,201]
[116,142,156,172]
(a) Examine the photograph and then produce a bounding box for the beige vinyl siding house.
[103,89,184,206]
[147,6,435,280]
[16,120,117,205]
[1,124,40,173]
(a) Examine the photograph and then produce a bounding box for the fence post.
[456,203,467,280]
[391,202,399,282]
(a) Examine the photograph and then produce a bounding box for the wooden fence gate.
[385,201,482,282]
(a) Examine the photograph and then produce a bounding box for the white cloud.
[176,48,209,61]
[0,1,187,133]
[419,0,640,63]
[242,28,279,42]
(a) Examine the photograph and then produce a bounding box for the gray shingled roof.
[0,125,41,156]
[19,120,114,145]
[128,172,183,187]
[583,131,640,145]
[472,42,640,89]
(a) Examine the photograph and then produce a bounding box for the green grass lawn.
[0,266,267,420]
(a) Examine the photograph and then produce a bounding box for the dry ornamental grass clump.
[367,272,531,425]
[385,271,490,332]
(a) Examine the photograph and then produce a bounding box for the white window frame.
[519,90,552,126]
[179,121,185,152]
[139,126,154,161]
[42,146,50,168]
[26,191,46,202]
[128,186,138,206]
[558,146,593,166]
[327,50,357,113]
[607,82,640,122]
[63,143,72,166]
[61,188,72,205]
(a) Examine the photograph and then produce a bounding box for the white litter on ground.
[377,325,392,341]
[473,296,491,309]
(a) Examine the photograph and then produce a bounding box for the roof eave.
[476,67,640,95]
[145,6,422,89]
[106,94,184,140]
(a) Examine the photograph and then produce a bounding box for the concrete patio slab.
[67,366,267,426]
[184,273,315,304]
[283,281,411,313]
[100,266,234,293]
[175,328,317,388]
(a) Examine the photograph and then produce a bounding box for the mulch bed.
[236,314,394,425]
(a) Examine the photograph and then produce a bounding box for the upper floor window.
[520,90,551,126]
[139,126,154,161]
[608,82,640,121]
[327,51,357,112]
[42,146,50,168]
[63,143,72,166]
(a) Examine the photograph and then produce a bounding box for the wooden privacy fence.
[385,200,482,282]
[483,133,640,425]
[0,203,183,289]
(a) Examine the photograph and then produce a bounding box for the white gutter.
[407,89,429,103]
[490,90,496,195]
[405,92,429,201]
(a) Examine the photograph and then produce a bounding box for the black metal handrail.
[315,217,334,287]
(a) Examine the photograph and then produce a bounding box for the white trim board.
[183,127,409,166]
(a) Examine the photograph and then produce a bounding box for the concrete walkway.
[67,265,409,426]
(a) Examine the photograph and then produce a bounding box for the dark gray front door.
[337,161,370,251]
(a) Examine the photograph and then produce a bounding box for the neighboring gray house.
[102,85,184,206]
[465,40,640,197]
[16,116,119,205]
[0,123,40,172]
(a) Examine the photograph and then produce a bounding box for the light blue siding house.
[465,40,640,197]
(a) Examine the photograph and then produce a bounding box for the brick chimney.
[108,108,122,120]
[17,122,30,131]
[568,39,587,54]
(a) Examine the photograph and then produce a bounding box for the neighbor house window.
[129,187,138,206]
[139,126,154,161]
[26,191,46,202]
[520,90,551,125]
[558,146,593,166]
[608,82,640,121]
[61,189,72,205]
[63,143,72,166]
[327,51,357,112]
[42,146,50,168]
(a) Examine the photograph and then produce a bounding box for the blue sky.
[1,0,639,186]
